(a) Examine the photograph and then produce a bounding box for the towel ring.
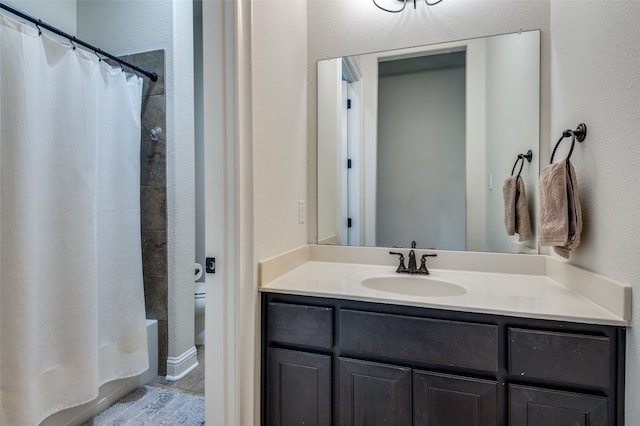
[511,149,533,178]
[550,123,587,163]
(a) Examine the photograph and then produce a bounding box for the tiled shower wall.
[126,50,168,376]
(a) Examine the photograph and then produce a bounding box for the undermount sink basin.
[361,275,467,297]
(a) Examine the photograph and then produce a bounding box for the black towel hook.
[511,149,533,178]
[550,123,587,163]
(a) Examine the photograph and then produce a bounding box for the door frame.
[202,0,255,424]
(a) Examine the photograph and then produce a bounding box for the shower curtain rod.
[0,2,158,81]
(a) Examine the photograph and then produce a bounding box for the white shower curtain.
[0,14,148,425]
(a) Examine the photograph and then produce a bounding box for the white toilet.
[194,264,205,345]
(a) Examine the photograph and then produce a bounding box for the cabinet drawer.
[268,302,333,349]
[340,309,499,372]
[509,328,611,388]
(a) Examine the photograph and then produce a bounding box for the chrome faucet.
[390,241,437,275]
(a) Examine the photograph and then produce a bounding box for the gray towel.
[503,175,532,241]
[538,160,582,258]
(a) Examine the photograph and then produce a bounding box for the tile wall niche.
[124,49,168,376]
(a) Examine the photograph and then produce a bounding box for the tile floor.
[151,345,205,395]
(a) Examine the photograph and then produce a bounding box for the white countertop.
[259,245,632,326]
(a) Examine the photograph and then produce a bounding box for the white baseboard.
[165,346,199,381]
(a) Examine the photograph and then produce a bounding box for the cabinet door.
[339,358,412,426]
[510,384,609,426]
[414,370,498,426]
[267,347,331,426]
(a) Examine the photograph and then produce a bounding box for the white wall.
[549,1,640,423]
[465,38,487,252]
[360,53,379,246]
[77,0,196,373]
[484,31,540,253]
[1,0,76,34]
[317,58,342,245]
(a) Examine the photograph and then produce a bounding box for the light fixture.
[373,0,443,13]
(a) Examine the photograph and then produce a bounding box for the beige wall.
[549,1,640,423]
[251,0,308,423]
[253,0,309,261]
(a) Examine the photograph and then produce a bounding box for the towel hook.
[550,123,587,163]
[511,149,533,178]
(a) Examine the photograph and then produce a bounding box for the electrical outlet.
[298,200,305,224]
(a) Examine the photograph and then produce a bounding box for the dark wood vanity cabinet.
[339,358,412,426]
[267,347,332,426]
[413,370,498,426]
[266,302,334,426]
[509,384,609,426]
[261,293,626,426]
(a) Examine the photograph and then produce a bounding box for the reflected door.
[345,81,362,246]
[376,55,467,249]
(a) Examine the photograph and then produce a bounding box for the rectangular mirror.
[317,30,540,254]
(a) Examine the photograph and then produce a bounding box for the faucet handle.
[389,251,407,273]
[418,253,437,274]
